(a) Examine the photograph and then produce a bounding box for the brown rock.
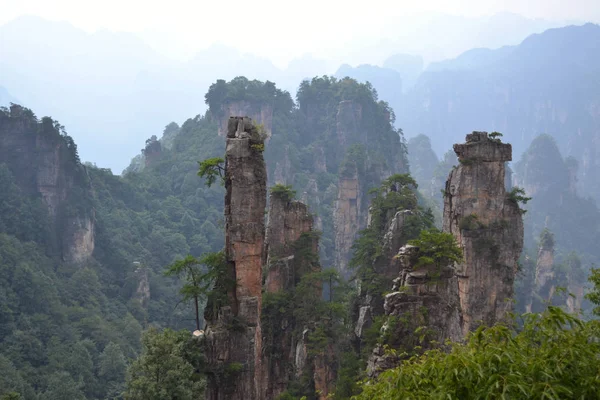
[218,101,273,139]
[443,131,524,334]
[204,116,267,400]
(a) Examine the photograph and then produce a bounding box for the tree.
[197,157,225,187]
[164,252,226,331]
[408,228,463,269]
[354,306,600,399]
[99,342,127,382]
[586,267,600,315]
[43,372,85,400]
[124,328,204,400]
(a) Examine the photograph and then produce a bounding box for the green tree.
[586,267,600,315]
[408,228,463,269]
[99,342,127,382]
[43,372,85,400]
[164,252,226,331]
[124,328,204,400]
[354,307,600,399]
[197,157,225,187]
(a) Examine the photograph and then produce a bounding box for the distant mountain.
[0,16,325,172]
[334,64,403,109]
[0,13,582,172]
[425,46,515,72]
[397,23,600,201]
[383,54,423,90]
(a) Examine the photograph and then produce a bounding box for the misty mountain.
[382,53,423,90]
[0,16,320,173]
[397,23,600,201]
[334,64,403,109]
[0,12,580,172]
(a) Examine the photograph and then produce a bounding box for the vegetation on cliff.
[355,307,600,399]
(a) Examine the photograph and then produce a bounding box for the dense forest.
[2,69,600,399]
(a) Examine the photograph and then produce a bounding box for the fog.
[0,0,597,172]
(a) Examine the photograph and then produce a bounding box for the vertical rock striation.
[217,101,273,139]
[443,132,524,334]
[204,116,266,400]
[262,193,318,399]
[0,104,95,263]
[334,171,362,278]
[367,244,462,376]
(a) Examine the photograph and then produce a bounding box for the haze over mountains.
[0,12,579,172]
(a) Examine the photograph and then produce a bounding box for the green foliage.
[539,228,555,249]
[508,186,532,213]
[408,228,463,268]
[251,143,265,152]
[197,157,225,187]
[350,174,434,296]
[458,157,476,166]
[489,131,503,141]
[270,184,297,202]
[458,214,482,230]
[586,268,600,315]
[205,77,291,118]
[124,328,204,400]
[354,307,600,399]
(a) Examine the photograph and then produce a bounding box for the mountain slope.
[398,23,600,200]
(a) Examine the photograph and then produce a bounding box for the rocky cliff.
[529,229,555,312]
[262,192,321,399]
[443,132,524,334]
[0,104,94,263]
[217,101,273,139]
[334,171,363,279]
[204,117,267,400]
[367,244,462,377]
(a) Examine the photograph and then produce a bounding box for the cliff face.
[262,194,318,399]
[367,244,462,376]
[204,117,267,400]
[217,101,273,139]
[334,171,362,278]
[264,196,315,293]
[0,104,94,263]
[443,132,524,334]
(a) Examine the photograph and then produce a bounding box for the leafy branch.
[197,157,225,187]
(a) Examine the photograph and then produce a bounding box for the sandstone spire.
[443,131,524,334]
[204,116,267,400]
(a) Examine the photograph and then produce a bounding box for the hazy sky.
[2,0,599,67]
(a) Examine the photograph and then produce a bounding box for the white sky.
[1,0,599,67]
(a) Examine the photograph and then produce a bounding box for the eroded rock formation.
[0,104,95,263]
[334,171,362,278]
[367,244,462,376]
[217,101,273,139]
[204,116,267,400]
[443,131,524,334]
[262,193,319,399]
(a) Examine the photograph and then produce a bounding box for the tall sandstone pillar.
[262,193,318,399]
[443,132,524,335]
[204,117,266,400]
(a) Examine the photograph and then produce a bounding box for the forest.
[1,71,600,399]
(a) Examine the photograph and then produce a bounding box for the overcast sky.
[2,0,599,67]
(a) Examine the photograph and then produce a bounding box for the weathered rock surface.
[262,195,315,399]
[262,191,334,399]
[204,116,267,400]
[334,171,362,278]
[0,104,95,263]
[366,244,462,377]
[443,131,524,334]
[264,196,315,293]
[217,101,273,139]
